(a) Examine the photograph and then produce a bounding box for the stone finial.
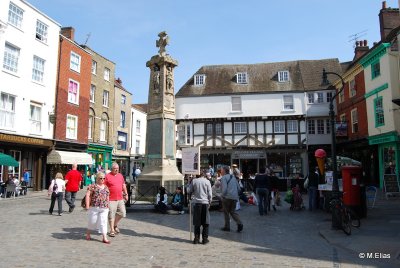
[156,31,169,56]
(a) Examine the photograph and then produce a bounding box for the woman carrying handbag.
[48,172,66,216]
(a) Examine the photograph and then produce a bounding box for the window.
[206,123,213,135]
[121,94,126,104]
[104,68,110,81]
[374,97,384,127]
[371,60,381,79]
[32,56,45,83]
[102,90,109,107]
[234,122,247,134]
[0,93,15,129]
[66,114,78,139]
[68,79,79,104]
[135,140,140,154]
[340,114,346,123]
[178,123,192,145]
[3,43,20,73]
[231,96,242,112]
[35,20,48,43]
[90,85,95,103]
[70,52,81,72]
[91,60,97,75]
[287,120,298,133]
[274,121,285,133]
[120,111,126,128]
[100,119,107,141]
[236,72,248,84]
[283,95,294,110]
[338,88,344,103]
[194,74,205,86]
[117,132,127,150]
[8,2,24,28]
[136,120,141,134]
[307,93,314,104]
[88,116,93,139]
[278,71,289,82]
[351,109,358,133]
[349,79,356,97]
[215,123,222,135]
[307,120,315,134]
[317,119,324,134]
[317,92,324,103]
[29,103,41,134]
[327,92,333,103]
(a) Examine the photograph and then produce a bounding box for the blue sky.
[28,0,398,104]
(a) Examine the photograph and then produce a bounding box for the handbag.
[81,196,87,208]
[303,177,309,189]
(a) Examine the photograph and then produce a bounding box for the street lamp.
[321,68,345,228]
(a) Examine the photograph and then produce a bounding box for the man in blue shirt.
[23,169,30,184]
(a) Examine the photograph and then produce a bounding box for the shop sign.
[0,133,52,146]
[232,150,266,159]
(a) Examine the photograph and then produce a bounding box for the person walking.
[254,167,270,215]
[48,172,66,216]
[188,171,212,244]
[308,166,319,211]
[65,163,83,213]
[85,172,110,244]
[220,165,243,232]
[104,162,128,237]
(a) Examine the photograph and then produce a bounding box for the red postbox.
[341,166,362,206]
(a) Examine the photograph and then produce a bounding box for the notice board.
[383,174,400,194]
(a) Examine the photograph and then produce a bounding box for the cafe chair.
[366,186,377,209]
[5,184,17,199]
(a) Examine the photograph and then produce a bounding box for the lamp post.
[322,68,345,228]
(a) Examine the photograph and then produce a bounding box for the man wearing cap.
[220,165,243,232]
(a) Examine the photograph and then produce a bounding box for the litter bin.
[341,166,362,217]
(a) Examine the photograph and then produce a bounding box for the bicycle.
[330,194,361,235]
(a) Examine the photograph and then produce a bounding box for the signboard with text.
[182,147,200,175]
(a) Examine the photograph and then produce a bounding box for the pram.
[290,186,305,210]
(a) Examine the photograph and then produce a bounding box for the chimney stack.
[379,1,400,41]
[61,27,75,41]
[116,77,122,84]
[353,39,370,61]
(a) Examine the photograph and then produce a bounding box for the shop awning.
[47,150,93,165]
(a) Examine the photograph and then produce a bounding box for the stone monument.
[137,32,183,197]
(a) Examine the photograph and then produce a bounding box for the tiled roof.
[176,58,342,97]
[132,103,148,113]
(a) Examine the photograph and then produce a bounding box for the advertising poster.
[182,147,200,175]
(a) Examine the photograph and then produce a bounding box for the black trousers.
[193,203,209,238]
[49,192,64,214]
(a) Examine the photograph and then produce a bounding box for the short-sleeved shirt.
[105,172,125,201]
[88,184,109,209]
[23,171,30,183]
[65,170,82,192]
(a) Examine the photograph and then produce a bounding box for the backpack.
[52,180,58,193]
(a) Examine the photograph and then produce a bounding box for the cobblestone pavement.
[0,191,396,268]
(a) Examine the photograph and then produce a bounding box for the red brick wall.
[337,71,368,140]
[55,36,91,144]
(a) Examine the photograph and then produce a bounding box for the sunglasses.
[99,178,105,180]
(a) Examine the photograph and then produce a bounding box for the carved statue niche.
[166,65,174,93]
[153,64,160,95]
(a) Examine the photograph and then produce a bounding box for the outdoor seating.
[366,186,377,209]
[5,184,17,199]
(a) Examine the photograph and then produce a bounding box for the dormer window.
[194,74,205,86]
[236,72,248,84]
[278,70,289,82]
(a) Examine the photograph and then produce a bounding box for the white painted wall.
[176,92,306,120]
[130,106,147,156]
[0,0,60,139]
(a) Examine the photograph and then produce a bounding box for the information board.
[383,174,400,194]
[182,147,200,175]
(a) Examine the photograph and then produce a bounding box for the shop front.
[0,133,53,191]
[369,131,400,188]
[87,143,113,185]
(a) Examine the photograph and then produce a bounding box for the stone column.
[137,32,183,197]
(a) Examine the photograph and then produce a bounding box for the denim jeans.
[308,186,317,211]
[256,188,269,215]
[65,191,77,208]
[49,192,64,215]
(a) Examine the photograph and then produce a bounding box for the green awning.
[0,152,19,167]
